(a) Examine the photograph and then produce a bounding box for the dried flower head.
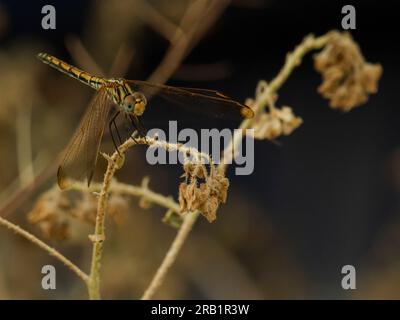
[249,81,303,140]
[179,162,229,222]
[70,192,97,224]
[28,184,129,240]
[253,105,303,140]
[314,31,382,112]
[28,187,71,240]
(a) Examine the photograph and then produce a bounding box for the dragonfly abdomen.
[37,53,105,90]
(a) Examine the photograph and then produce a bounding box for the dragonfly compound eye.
[132,92,147,116]
[122,95,135,113]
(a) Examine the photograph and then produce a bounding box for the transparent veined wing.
[126,80,254,120]
[57,87,114,189]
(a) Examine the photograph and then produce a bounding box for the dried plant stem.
[136,136,212,163]
[141,32,334,299]
[0,216,89,283]
[87,151,121,299]
[221,34,333,171]
[72,180,181,214]
[112,182,181,213]
[141,210,198,300]
[269,34,331,93]
[134,0,184,43]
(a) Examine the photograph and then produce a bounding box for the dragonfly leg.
[136,116,148,137]
[129,118,140,144]
[113,119,123,145]
[109,110,121,156]
[130,114,147,138]
[128,115,146,145]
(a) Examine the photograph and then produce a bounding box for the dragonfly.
[37,53,254,190]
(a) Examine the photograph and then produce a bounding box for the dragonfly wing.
[126,80,254,120]
[57,87,113,189]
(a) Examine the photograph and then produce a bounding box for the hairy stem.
[87,153,120,299]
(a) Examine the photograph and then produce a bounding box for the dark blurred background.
[0,0,399,299]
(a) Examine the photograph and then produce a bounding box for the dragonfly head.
[122,92,147,116]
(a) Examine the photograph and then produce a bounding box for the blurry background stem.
[16,103,34,187]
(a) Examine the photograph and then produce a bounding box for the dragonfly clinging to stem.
[37,53,254,190]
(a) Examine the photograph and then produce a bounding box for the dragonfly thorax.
[106,78,147,116]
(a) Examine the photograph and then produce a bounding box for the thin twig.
[141,210,198,300]
[0,216,89,283]
[136,135,212,163]
[72,179,181,214]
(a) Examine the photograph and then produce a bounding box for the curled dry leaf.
[179,162,229,223]
[252,105,303,140]
[248,81,303,140]
[314,31,382,111]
